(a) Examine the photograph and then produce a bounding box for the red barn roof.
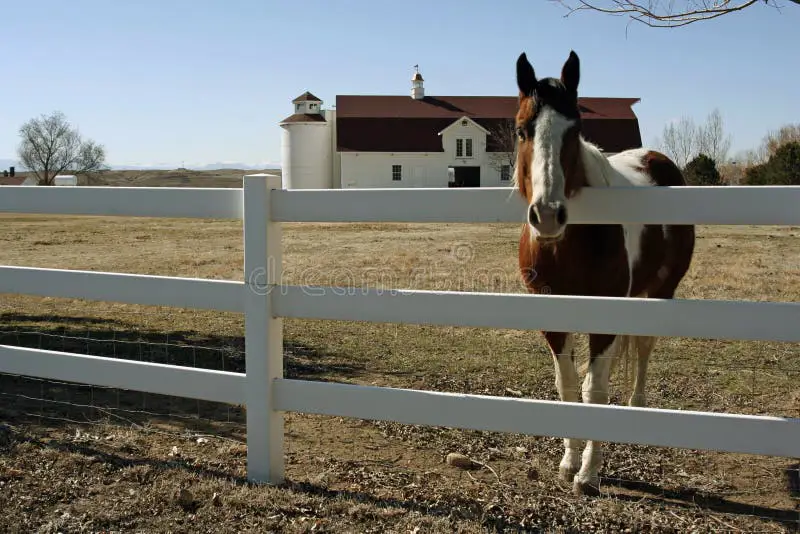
[292,91,322,103]
[335,95,642,154]
[0,176,28,186]
[280,113,327,124]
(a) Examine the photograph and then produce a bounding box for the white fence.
[1,176,799,485]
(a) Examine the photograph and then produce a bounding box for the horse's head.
[514,50,584,244]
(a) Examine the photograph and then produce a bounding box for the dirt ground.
[0,205,798,532]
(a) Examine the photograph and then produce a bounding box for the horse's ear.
[516,52,537,97]
[561,50,580,95]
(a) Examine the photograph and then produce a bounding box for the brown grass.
[16,167,280,189]
[1,203,799,532]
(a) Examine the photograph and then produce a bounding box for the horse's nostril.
[556,205,568,226]
[528,205,539,225]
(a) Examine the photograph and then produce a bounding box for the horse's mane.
[578,136,614,188]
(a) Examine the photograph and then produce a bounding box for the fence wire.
[0,328,247,443]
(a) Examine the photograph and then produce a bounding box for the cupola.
[411,65,424,100]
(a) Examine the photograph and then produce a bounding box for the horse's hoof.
[573,478,601,497]
[628,394,646,408]
[559,466,578,483]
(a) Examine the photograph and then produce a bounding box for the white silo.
[279,91,334,190]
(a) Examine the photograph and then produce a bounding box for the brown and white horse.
[513,50,695,496]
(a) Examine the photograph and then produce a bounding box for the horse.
[512,50,696,496]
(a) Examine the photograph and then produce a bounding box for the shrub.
[684,154,722,186]
[743,141,800,185]
[766,141,800,185]
[744,163,770,185]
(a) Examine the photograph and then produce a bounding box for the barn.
[279,67,643,190]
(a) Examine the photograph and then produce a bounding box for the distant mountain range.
[0,159,280,172]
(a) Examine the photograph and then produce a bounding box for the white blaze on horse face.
[528,106,575,236]
[531,106,575,205]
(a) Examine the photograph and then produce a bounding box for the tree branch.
[486,119,518,174]
[553,0,797,28]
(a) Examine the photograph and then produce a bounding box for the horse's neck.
[578,137,623,188]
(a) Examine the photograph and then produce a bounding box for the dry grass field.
[0,174,798,532]
[15,167,279,189]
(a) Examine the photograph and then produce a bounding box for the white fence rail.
[1,177,799,485]
[270,185,800,225]
[0,266,244,312]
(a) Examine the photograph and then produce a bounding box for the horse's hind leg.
[629,335,657,408]
[543,332,582,482]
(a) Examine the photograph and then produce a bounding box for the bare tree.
[717,123,800,184]
[696,108,732,164]
[656,116,697,168]
[731,148,762,166]
[17,111,107,185]
[553,0,797,28]
[486,118,518,177]
[762,123,800,157]
[656,109,732,168]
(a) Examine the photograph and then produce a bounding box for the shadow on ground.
[605,475,800,527]
[1,422,797,532]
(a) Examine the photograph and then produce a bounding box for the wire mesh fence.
[0,327,247,443]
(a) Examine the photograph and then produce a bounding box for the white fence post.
[243,173,284,484]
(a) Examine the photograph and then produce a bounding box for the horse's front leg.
[544,332,582,482]
[573,333,619,496]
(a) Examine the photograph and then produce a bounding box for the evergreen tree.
[744,141,800,185]
[684,154,722,186]
[744,163,770,185]
[767,141,800,185]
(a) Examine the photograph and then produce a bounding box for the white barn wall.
[340,153,514,189]
[340,152,448,188]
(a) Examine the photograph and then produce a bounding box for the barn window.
[392,164,402,181]
[456,137,473,158]
[500,165,511,181]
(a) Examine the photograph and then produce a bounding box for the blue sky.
[1,0,797,168]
